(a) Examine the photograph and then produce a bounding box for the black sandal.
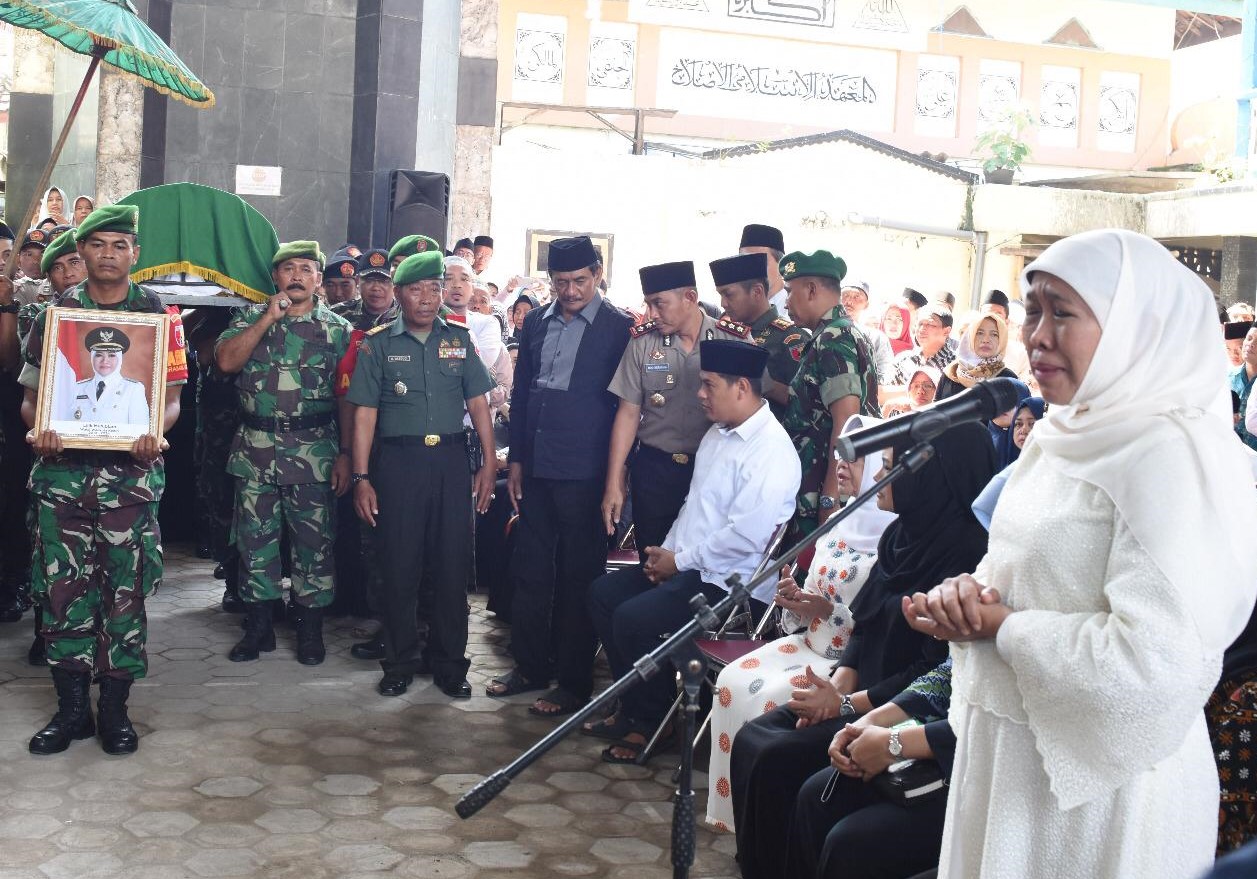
[601,734,649,765]
[528,686,587,718]
[484,669,547,698]
[581,712,633,740]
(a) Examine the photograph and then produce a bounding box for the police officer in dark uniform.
[603,260,751,557]
[347,251,497,699]
[710,252,807,421]
[322,248,359,307]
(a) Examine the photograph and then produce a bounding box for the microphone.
[834,377,1023,462]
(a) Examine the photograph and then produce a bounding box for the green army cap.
[392,251,444,286]
[387,234,441,264]
[779,250,847,284]
[40,229,77,275]
[74,204,139,242]
[272,240,325,269]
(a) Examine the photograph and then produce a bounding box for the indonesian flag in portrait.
[51,346,79,422]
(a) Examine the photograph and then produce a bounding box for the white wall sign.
[977,59,1021,130]
[914,54,959,138]
[656,28,898,130]
[1038,64,1081,149]
[587,20,638,108]
[235,165,281,197]
[513,12,567,104]
[1097,70,1140,153]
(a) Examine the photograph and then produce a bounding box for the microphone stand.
[457,442,938,879]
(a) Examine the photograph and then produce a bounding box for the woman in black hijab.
[729,421,995,879]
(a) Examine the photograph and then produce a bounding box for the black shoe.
[196,543,212,559]
[294,606,325,666]
[96,677,139,755]
[0,600,22,623]
[229,604,276,662]
[439,678,473,699]
[28,608,47,666]
[220,588,245,614]
[212,563,227,580]
[377,673,413,697]
[350,637,385,661]
[29,667,95,754]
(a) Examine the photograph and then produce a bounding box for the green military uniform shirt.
[217,298,351,485]
[607,312,749,456]
[748,305,808,419]
[18,282,188,509]
[345,315,493,437]
[783,304,879,529]
[332,297,399,332]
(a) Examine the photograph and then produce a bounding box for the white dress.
[942,444,1222,879]
[703,534,874,832]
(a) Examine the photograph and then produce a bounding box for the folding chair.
[635,521,791,764]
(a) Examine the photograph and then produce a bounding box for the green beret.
[387,234,441,263]
[272,240,325,269]
[779,250,847,284]
[40,230,78,275]
[392,251,444,286]
[74,204,138,242]
[84,326,130,353]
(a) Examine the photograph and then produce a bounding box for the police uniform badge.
[368,251,387,268]
[650,393,665,407]
[339,262,355,277]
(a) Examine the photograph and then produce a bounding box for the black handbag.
[871,758,948,807]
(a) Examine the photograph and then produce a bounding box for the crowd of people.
[1,202,1256,878]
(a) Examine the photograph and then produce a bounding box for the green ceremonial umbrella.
[0,0,215,273]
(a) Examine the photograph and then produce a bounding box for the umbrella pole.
[3,50,104,278]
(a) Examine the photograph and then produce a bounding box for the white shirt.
[663,401,801,603]
[769,287,788,316]
[71,372,150,426]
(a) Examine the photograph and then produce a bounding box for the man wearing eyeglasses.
[890,303,956,385]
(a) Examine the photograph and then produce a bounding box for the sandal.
[581,712,633,741]
[528,686,587,718]
[602,733,649,765]
[484,669,547,698]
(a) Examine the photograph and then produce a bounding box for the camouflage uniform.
[17,282,187,679]
[747,305,808,421]
[332,297,398,329]
[218,299,351,608]
[782,304,878,538]
[194,357,241,565]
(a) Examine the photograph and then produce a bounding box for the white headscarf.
[833,415,897,554]
[1021,229,1257,647]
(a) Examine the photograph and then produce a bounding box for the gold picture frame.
[525,229,614,284]
[34,307,170,451]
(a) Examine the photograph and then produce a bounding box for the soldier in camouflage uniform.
[215,241,352,666]
[19,204,188,756]
[777,250,878,542]
[708,252,807,422]
[13,227,53,306]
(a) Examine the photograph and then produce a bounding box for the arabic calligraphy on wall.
[669,58,877,103]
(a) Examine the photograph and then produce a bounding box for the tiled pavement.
[0,546,740,879]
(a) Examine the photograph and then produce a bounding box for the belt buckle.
[424,434,440,446]
[274,417,290,431]
[672,453,689,465]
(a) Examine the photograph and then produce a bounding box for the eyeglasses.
[917,320,945,330]
[909,381,936,393]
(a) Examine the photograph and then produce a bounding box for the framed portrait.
[34,307,170,451]
[525,229,614,284]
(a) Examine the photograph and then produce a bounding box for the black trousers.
[478,476,513,617]
[508,476,606,698]
[372,439,470,684]
[629,445,693,561]
[787,766,947,879]
[731,706,847,879]
[331,491,370,617]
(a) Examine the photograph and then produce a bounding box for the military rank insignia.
[717,317,750,338]
[630,320,658,339]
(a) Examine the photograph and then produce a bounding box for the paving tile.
[192,777,263,798]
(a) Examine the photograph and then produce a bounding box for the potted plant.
[975,109,1033,184]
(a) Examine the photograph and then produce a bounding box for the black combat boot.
[350,635,385,660]
[229,602,276,662]
[220,561,244,614]
[29,667,95,754]
[0,577,22,623]
[97,676,139,755]
[27,607,47,666]
[294,605,325,666]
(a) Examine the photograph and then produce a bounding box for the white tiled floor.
[0,545,739,878]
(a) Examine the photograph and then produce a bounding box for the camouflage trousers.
[232,478,335,608]
[31,497,162,680]
[194,402,240,563]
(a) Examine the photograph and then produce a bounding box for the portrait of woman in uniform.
[35,308,169,450]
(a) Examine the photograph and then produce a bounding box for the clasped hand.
[901,574,1010,642]
[774,567,833,623]
[829,723,896,780]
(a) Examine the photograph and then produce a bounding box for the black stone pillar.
[1221,236,1257,308]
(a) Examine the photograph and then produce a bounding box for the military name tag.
[394,381,408,396]
[650,392,666,407]
[644,363,669,372]
[387,355,411,362]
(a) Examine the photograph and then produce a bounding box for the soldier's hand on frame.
[506,462,524,515]
[601,484,625,536]
[330,453,351,497]
[26,428,63,458]
[472,464,495,515]
[130,434,165,463]
[354,479,378,527]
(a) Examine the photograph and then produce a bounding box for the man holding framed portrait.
[17,204,188,757]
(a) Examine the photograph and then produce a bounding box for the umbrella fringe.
[131,260,269,303]
[0,0,215,108]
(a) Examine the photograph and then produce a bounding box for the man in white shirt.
[442,256,511,410]
[587,339,801,763]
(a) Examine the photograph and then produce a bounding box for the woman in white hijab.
[702,415,897,833]
[904,230,1257,878]
[40,186,68,226]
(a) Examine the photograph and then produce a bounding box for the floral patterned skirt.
[1207,672,1257,855]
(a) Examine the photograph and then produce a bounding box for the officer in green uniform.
[709,252,807,421]
[387,234,441,272]
[778,250,879,542]
[347,251,497,699]
[13,227,52,305]
[20,204,187,756]
[322,247,359,307]
[604,260,752,558]
[215,241,352,666]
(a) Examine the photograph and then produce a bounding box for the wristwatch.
[888,728,903,758]
[351,473,370,485]
[838,694,857,717]
[818,495,837,511]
